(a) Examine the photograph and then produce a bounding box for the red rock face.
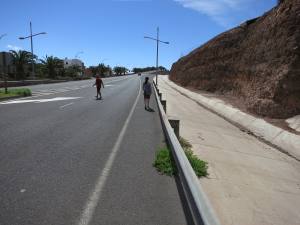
[170,0,300,118]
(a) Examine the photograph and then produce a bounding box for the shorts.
[144,94,150,99]
[97,86,101,92]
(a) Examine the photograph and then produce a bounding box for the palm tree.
[40,55,63,79]
[10,50,32,80]
[65,65,82,78]
[113,66,123,75]
[89,66,98,76]
[98,63,108,76]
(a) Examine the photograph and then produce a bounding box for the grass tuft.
[179,137,192,149]
[184,149,208,177]
[0,88,31,98]
[179,137,208,178]
[153,147,176,176]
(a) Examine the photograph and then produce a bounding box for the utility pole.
[144,27,169,86]
[19,22,46,79]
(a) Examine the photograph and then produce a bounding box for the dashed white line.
[77,78,141,225]
[59,102,74,109]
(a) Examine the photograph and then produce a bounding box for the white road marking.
[59,102,74,109]
[106,77,131,84]
[1,77,133,102]
[78,78,141,225]
[0,97,81,104]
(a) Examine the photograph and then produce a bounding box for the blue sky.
[1,0,276,69]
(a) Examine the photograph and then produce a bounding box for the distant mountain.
[170,0,300,118]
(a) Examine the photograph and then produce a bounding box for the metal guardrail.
[153,81,221,225]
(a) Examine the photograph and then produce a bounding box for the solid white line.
[77,78,141,225]
[59,102,74,109]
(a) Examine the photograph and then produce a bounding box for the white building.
[63,58,84,76]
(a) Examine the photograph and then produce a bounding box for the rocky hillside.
[170,0,300,118]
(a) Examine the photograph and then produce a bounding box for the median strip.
[0,88,32,100]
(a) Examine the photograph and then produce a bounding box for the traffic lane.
[0,75,136,124]
[26,76,136,97]
[89,78,187,225]
[0,75,140,184]
[0,77,141,225]
[16,75,136,92]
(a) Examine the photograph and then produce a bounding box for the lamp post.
[0,33,7,40]
[144,27,169,86]
[19,22,46,78]
[75,51,84,59]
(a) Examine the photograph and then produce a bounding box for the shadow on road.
[146,107,155,112]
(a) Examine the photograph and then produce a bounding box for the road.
[0,74,188,225]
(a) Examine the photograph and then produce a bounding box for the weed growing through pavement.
[179,137,208,177]
[153,137,208,177]
[153,147,177,176]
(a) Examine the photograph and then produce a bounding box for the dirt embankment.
[170,0,300,118]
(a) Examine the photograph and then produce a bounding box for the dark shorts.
[97,86,101,92]
[144,94,150,99]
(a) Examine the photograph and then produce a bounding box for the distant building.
[63,58,84,76]
[84,68,94,77]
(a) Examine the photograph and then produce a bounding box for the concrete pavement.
[158,75,300,225]
[0,74,188,225]
[160,76,300,161]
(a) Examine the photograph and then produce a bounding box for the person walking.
[93,75,104,99]
[143,77,152,110]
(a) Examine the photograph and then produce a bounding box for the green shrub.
[179,137,208,178]
[153,147,176,176]
[153,138,208,178]
[179,137,192,149]
[184,149,208,177]
[11,88,32,96]
[0,88,31,98]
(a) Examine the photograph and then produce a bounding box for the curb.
[0,95,30,102]
[161,76,300,161]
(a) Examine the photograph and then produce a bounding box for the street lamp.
[100,58,108,64]
[19,22,46,78]
[144,27,169,86]
[0,33,7,40]
[75,51,84,59]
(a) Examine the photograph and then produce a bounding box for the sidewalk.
[158,75,300,225]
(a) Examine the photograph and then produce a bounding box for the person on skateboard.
[93,75,104,99]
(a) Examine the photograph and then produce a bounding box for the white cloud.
[7,44,23,51]
[174,0,251,27]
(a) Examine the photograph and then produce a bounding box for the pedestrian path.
[158,75,300,225]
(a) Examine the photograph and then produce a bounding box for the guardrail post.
[169,119,180,139]
[158,93,162,101]
[161,100,166,112]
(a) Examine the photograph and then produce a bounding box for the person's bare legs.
[144,97,147,110]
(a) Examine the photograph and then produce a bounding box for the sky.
[0,0,277,70]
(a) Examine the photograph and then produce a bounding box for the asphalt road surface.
[0,74,188,225]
